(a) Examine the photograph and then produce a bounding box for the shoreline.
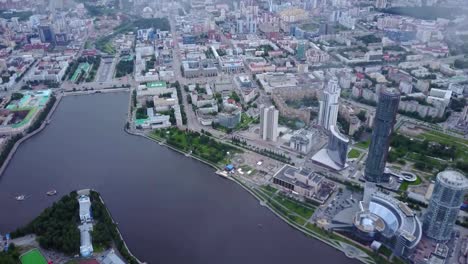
[0,89,129,178]
[1,91,374,264]
[89,189,144,264]
[123,128,374,264]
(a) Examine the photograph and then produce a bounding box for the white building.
[289,129,316,154]
[260,105,279,142]
[318,78,340,130]
[427,88,452,107]
[79,223,93,257]
[78,195,92,223]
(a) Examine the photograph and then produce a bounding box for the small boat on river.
[15,195,26,201]
[46,189,57,196]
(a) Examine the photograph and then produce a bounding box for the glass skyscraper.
[364,87,400,183]
[327,125,349,168]
[424,170,468,241]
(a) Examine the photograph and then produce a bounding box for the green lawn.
[417,131,468,161]
[236,113,256,131]
[348,148,362,159]
[260,185,277,197]
[399,176,422,191]
[355,140,370,149]
[272,194,315,219]
[417,130,468,145]
[20,249,47,264]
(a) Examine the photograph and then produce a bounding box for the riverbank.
[0,89,129,178]
[0,91,364,264]
[88,189,143,264]
[124,127,231,178]
[125,127,382,264]
[0,94,62,176]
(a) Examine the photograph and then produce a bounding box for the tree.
[11,92,23,101]
[356,110,367,122]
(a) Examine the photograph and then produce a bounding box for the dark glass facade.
[327,125,349,168]
[364,88,400,183]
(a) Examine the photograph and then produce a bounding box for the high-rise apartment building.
[38,25,55,44]
[318,78,340,130]
[260,105,279,142]
[364,87,400,183]
[424,170,468,241]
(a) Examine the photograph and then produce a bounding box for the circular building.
[424,170,468,241]
[353,193,422,257]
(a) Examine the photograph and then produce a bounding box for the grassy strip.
[348,148,362,159]
[272,195,315,218]
[355,140,370,149]
[260,185,277,197]
[399,176,422,191]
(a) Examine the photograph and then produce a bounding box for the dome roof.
[142,6,153,13]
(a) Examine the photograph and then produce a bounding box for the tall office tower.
[364,87,400,183]
[38,25,55,44]
[375,0,387,8]
[424,170,468,241]
[237,19,244,34]
[327,125,349,168]
[260,105,279,142]
[318,78,340,130]
[296,41,306,61]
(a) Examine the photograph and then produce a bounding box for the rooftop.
[437,170,468,189]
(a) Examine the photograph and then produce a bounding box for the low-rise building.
[289,129,317,154]
[273,165,336,202]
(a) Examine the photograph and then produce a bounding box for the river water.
[0,92,359,264]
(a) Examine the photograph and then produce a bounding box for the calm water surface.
[0,93,359,264]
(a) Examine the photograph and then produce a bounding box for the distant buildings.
[296,41,306,61]
[364,87,400,183]
[424,170,468,241]
[318,78,340,131]
[38,25,55,44]
[260,105,279,142]
[375,0,387,8]
[181,60,218,78]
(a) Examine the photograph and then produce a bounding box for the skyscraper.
[260,105,279,142]
[424,170,468,241]
[327,125,349,168]
[364,87,400,183]
[318,78,340,130]
[38,25,55,44]
[296,41,306,61]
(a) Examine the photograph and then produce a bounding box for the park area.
[70,62,91,83]
[150,128,240,166]
[20,249,47,264]
[389,129,468,174]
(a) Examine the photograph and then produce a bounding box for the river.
[0,92,359,264]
